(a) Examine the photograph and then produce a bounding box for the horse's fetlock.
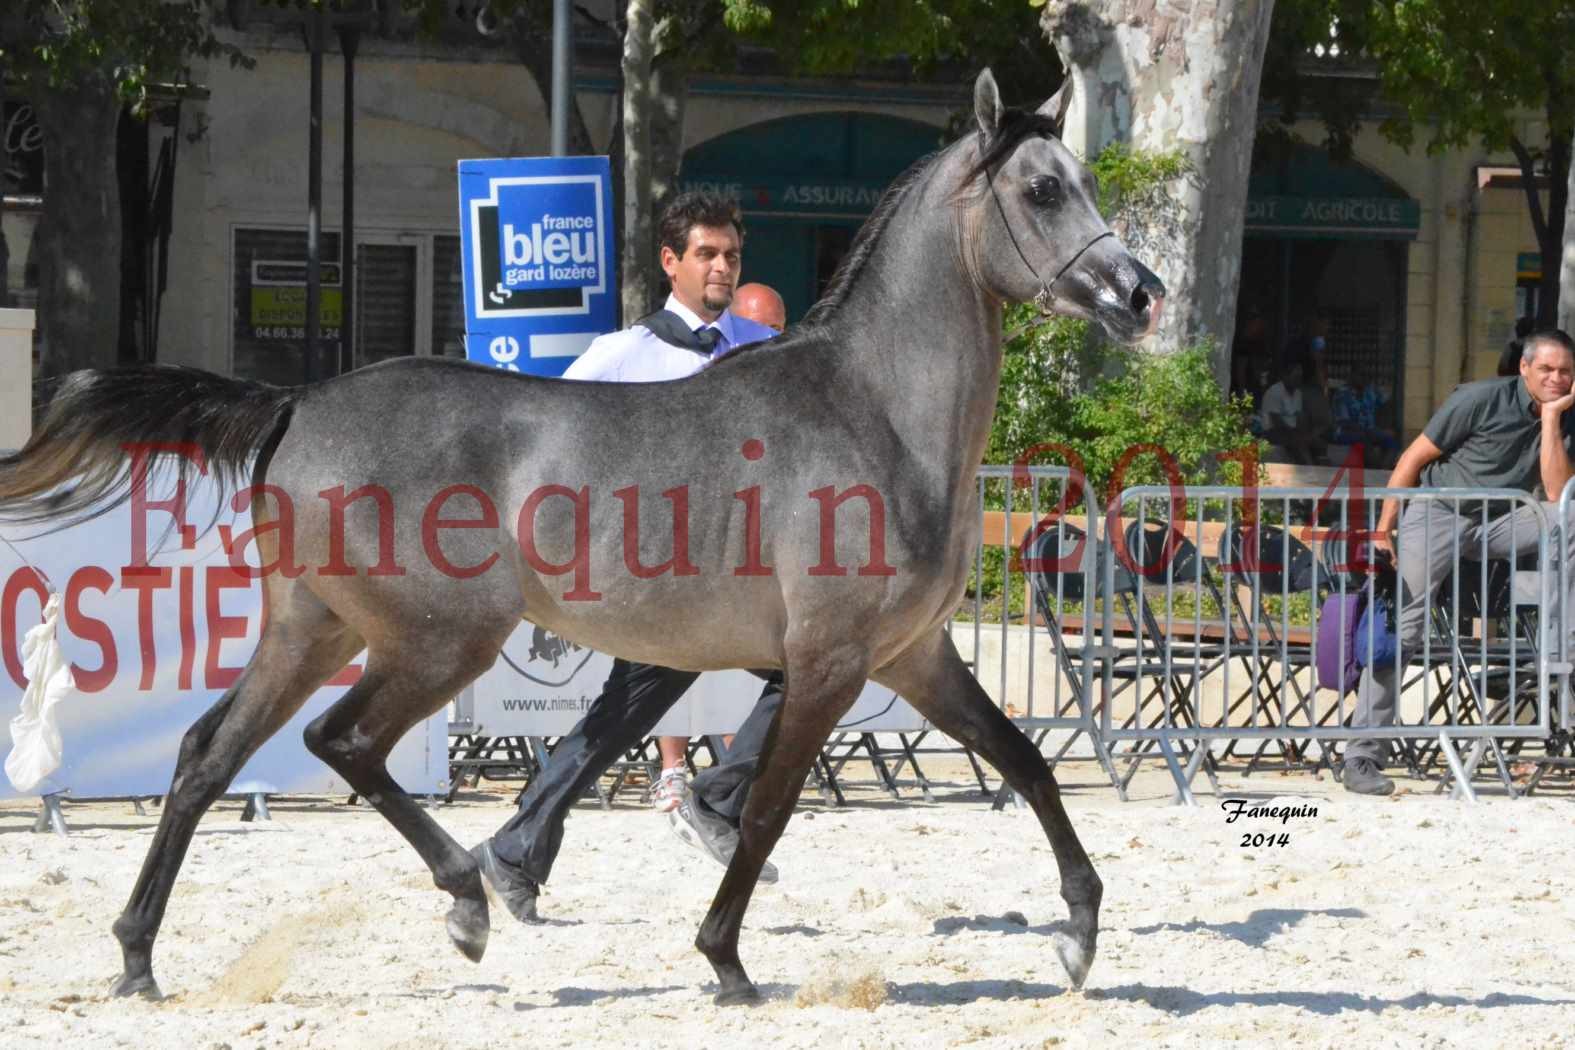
[113,914,151,951]
[302,720,356,767]
[1062,873,1102,910]
[434,859,481,898]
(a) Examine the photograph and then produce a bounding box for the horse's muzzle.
[1072,244,1166,343]
[1128,263,1166,340]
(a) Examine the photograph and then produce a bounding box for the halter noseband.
[985,151,1114,313]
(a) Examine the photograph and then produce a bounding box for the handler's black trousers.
[488,659,784,883]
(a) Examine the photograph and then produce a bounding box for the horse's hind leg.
[302,633,510,964]
[872,629,1102,989]
[695,646,866,1005]
[111,607,363,998]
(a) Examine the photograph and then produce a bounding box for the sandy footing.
[2,762,1572,1049]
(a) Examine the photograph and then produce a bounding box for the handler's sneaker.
[651,767,688,813]
[1341,756,1395,796]
[669,791,778,884]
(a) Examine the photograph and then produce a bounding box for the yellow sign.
[249,287,343,341]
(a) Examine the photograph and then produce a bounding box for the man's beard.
[702,287,733,313]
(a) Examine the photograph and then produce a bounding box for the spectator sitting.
[1298,356,1336,463]
[1257,361,1318,464]
[1341,329,1575,795]
[1332,372,1401,468]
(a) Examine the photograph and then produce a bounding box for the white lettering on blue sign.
[457,157,617,377]
[489,334,522,371]
[503,220,598,270]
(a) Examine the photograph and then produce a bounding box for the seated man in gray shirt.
[1343,328,1575,795]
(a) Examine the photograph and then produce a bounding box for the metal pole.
[305,8,324,384]
[550,0,572,156]
[0,64,10,308]
[339,24,359,376]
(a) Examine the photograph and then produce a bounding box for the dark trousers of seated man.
[488,659,784,883]
[1344,500,1573,767]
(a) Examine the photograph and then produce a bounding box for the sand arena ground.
[2,758,1573,1050]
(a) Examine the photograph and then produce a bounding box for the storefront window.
[234,227,472,377]
[232,226,344,384]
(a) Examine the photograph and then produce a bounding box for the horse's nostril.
[1130,287,1150,316]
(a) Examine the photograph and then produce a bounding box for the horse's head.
[965,69,1165,344]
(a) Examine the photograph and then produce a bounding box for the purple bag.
[1315,592,1368,694]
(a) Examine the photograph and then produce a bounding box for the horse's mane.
[707,106,1060,366]
[799,146,942,325]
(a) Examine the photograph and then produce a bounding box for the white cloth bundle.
[5,594,77,793]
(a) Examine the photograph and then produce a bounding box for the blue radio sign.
[457,156,618,376]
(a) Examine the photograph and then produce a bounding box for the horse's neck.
[824,187,1005,487]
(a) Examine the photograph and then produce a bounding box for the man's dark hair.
[1522,328,1575,363]
[658,191,744,260]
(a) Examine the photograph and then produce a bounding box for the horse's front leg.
[873,629,1102,989]
[694,645,866,1005]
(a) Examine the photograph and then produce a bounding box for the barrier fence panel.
[1535,476,1575,793]
[1102,484,1555,802]
[956,466,1121,799]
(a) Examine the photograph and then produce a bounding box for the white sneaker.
[651,767,687,813]
[669,792,778,884]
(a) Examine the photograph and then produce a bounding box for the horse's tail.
[0,364,302,529]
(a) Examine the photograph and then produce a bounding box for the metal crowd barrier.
[960,470,1570,804]
[1102,486,1553,803]
[951,466,1116,804]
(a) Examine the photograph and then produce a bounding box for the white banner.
[471,622,926,737]
[0,471,446,800]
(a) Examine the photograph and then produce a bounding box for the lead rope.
[0,529,56,596]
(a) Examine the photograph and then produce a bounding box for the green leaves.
[989,312,1259,499]
[718,0,1055,85]
[1087,141,1189,219]
[3,1,250,110]
[1273,0,1575,154]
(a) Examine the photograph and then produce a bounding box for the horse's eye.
[1029,174,1061,206]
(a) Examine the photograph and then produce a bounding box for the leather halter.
[985,150,1114,314]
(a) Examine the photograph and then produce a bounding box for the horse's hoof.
[714,983,762,1007]
[110,971,162,1000]
[446,899,490,963]
[1052,931,1093,990]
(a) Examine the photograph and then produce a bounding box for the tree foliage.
[723,0,1059,100]
[1,1,249,106]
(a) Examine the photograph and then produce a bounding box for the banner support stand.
[240,792,273,822]
[31,792,68,836]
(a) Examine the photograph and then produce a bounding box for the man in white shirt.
[471,193,783,923]
[563,203,778,383]
[1258,360,1315,464]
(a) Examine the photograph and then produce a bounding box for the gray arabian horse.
[0,69,1163,1005]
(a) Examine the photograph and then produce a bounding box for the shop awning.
[1247,137,1420,239]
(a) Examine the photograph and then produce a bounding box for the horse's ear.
[1038,75,1073,136]
[974,68,1003,140]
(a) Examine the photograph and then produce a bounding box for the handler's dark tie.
[694,326,722,354]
